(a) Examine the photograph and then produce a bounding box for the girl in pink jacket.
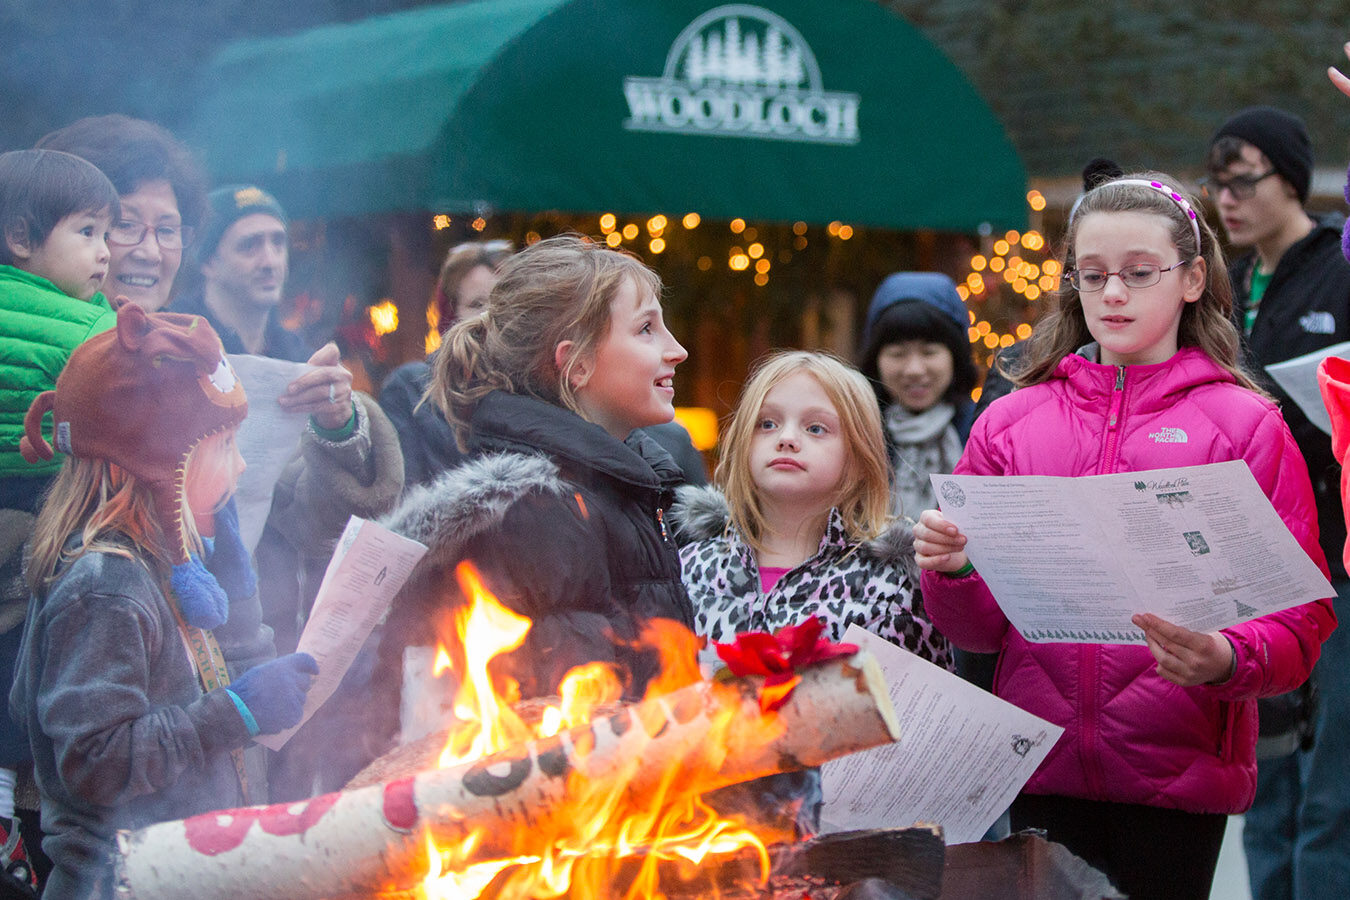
[913,174,1335,900]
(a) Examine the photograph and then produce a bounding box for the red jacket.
[923,347,1335,814]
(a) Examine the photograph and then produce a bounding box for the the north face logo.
[1300,311,1336,334]
[1149,427,1188,443]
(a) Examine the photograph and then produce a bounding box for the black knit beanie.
[197,184,288,264]
[1212,106,1313,203]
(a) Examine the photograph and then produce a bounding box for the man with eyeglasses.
[1205,105,1350,900]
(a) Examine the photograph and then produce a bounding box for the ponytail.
[424,234,661,449]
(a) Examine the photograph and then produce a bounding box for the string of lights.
[396,189,1062,378]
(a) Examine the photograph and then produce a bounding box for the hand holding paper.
[912,508,970,573]
[1130,612,1236,686]
[929,461,1333,644]
[255,517,427,750]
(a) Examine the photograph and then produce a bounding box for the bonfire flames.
[113,564,899,900]
[417,563,770,900]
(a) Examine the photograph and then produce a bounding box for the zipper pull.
[1109,366,1126,427]
[656,507,670,543]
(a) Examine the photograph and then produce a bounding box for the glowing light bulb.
[368,300,398,336]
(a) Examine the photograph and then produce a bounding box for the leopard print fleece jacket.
[668,485,953,671]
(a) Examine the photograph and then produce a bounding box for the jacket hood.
[864,272,967,342]
[380,451,566,560]
[669,484,918,581]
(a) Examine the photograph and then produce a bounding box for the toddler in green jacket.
[0,148,120,509]
[0,147,120,888]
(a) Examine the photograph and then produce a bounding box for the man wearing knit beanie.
[173,184,306,362]
[1205,107,1350,900]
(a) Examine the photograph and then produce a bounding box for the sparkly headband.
[1109,179,1203,251]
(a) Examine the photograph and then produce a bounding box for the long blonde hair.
[430,234,662,449]
[716,351,892,553]
[1012,172,1262,394]
[28,445,215,599]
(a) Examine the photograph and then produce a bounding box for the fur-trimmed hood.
[668,484,919,583]
[381,451,566,560]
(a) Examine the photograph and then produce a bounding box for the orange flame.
[411,562,770,900]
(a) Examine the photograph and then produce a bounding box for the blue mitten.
[171,557,228,629]
[227,653,319,736]
[205,498,257,601]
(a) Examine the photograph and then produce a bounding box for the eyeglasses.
[1197,170,1277,201]
[108,220,195,250]
[1067,261,1190,292]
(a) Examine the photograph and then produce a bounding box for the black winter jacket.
[379,355,708,490]
[1232,213,1350,581]
[372,390,695,748]
[1231,214,1350,754]
[378,356,467,490]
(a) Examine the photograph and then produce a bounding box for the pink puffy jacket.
[923,347,1336,814]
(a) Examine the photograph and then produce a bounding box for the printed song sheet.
[227,354,311,553]
[930,460,1333,644]
[1265,340,1350,437]
[256,517,428,750]
[820,627,1062,844]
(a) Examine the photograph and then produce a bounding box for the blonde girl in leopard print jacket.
[668,351,952,671]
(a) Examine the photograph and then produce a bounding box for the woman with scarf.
[858,272,978,519]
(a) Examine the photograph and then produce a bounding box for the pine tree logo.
[623,5,860,145]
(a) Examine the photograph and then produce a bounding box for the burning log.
[114,652,899,900]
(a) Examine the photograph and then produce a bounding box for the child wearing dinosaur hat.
[11,302,318,900]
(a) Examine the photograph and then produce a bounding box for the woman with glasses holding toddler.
[912,174,1335,900]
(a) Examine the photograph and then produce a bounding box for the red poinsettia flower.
[714,616,859,711]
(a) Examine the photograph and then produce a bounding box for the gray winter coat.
[10,544,252,900]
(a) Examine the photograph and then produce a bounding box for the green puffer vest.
[0,265,117,478]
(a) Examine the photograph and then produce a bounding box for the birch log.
[114,652,899,900]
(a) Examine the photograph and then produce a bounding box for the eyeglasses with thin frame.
[107,220,195,250]
[1067,261,1191,292]
[1197,170,1277,201]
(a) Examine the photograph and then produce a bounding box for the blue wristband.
[225,689,261,737]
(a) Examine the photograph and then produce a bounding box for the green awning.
[188,0,1027,231]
